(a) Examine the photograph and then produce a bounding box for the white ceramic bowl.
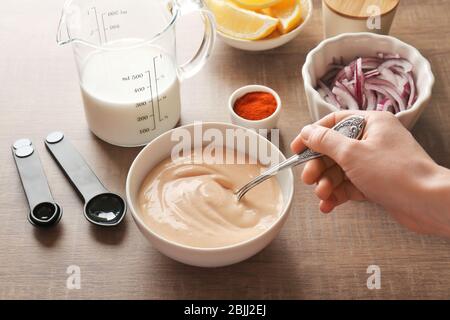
[218,0,313,51]
[302,32,435,129]
[126,122,294,267]
[228,85,281,130]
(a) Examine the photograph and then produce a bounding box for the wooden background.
[1,0,449,299]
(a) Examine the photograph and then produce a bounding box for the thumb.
[300,124,356,164]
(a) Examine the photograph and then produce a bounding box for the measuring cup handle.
[177,0,216,81]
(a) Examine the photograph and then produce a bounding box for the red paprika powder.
[233,91,277,121]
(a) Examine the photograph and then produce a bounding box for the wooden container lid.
[324,0,400,19]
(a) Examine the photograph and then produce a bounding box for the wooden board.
[0,0,449,299]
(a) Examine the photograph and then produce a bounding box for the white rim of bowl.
[125,121,295,253]
[218,0,313,43]
[228,85,282,125]
[301,32,435,118]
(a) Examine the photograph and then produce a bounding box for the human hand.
[291,111,450,236]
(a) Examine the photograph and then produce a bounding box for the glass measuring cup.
[57,0,215,147]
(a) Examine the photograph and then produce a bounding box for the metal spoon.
[12,138,62,227]
[235,115,366,201]
[44,132,126,227]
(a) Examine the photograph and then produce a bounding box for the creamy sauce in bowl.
[138,149,283,248]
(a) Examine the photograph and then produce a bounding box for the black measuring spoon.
[12,139,62,227]
[44,132,126,227]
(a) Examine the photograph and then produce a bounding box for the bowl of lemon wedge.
[205,0,312,51]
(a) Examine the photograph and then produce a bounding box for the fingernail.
[301,125,314,140]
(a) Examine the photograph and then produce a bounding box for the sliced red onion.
[336,80,356,100]
[365,78,406,111]
[390,66,410,91]
[315,53,416,114]
[354,58,364,108]
[332,86,359,110]
[365,83,401,113]
[364,88,376,111]
[406,72,416,107]
[376,98,395,113]
[361,58,383,69]
[375,92,382,106]
[379,68,398,87]
[334,57,382,83]
[382,100,395,113]
[318,80,340,108]
[378,58,413,73]
[344,66,353,80]
[340,79,356,97]
[365,69,380,78]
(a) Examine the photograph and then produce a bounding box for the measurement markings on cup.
[122,72,156,135]
[153,55,163,122]
[88,7,127,44]
[125,59,169,136]
[101,13,108,43]
[88,7,102,44]
[145,69,157,132]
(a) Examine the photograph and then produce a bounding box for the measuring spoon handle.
[44,132,108,202]
[12,139,62,226]
[12,141,54,209]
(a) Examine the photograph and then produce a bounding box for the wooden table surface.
[1,0,450,299]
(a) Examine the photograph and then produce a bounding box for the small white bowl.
[218,0,313,51]
[126,122,294,267]
[228,85,281,130]
[301,32,435,129]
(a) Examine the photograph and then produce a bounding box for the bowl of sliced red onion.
[302,32,435,129]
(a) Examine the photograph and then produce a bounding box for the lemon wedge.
[233,0,282,9]
[270,0,303,34]
[205,0,279,40]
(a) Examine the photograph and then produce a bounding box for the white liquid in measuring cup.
[80,45,180,146]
